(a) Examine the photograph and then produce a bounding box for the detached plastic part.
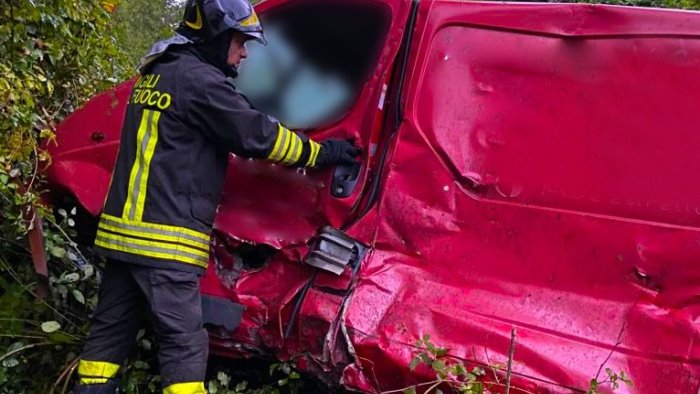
[304,226,367,275]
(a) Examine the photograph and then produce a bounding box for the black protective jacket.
[94,46,321,273]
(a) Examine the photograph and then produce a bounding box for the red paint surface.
[44,1,700,393]
[44,80,135,215]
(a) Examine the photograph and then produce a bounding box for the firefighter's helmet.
[178,0,267,45]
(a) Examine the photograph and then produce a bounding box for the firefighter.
[74,0,359,392]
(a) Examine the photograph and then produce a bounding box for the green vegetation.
[0,0,129,391]
[113,0,184,67]
[398,334,633,394]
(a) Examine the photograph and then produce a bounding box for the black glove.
[314,139,360,169]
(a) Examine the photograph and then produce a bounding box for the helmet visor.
[243,30,267,45]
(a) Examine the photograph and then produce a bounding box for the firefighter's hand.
[315,139,360,169]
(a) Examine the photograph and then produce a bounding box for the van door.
[340,1,700,392]
[212,0,411,248]
[201,0,412,372]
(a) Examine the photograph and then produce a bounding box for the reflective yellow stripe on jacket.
[267,124,303,165]
[123,109,160,222]
[307,140,321,167]
[96,109,211,268]
[95,214,210,268]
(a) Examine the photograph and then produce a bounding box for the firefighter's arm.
[185,71,322,167]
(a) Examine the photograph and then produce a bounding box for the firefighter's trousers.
[75,259,207,393]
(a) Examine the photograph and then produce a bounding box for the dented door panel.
[199,0,413,382]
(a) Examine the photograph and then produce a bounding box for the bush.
[0,0,130,392]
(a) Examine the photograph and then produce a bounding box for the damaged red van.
[44,0,700,392]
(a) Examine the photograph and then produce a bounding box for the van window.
[235,1,390,129]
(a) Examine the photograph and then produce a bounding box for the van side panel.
[343,2,700,392]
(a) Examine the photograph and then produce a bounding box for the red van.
[45,0,700,392]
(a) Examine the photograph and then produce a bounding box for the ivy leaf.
[72,289,85,304]
[61,272,80,283]
[620,371,634,386]
[7,342,24,352]
[48,331,75,344]
[409,356,421,371]
[434,347,448,357]
[83,264,94,279]
[2,358,19,368]
[41,321,61,333]
[280,363,291,375]
[49,246,66,258]
[217,371,230,386]
[431,359,445,373]
[588,378,598,392]
[453,363,467,376]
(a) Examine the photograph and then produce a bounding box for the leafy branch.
[394,332,633,394]
[587,369,633,394]
[384,334,529,394]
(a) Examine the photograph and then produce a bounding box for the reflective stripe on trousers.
[163,382,207,394]
[76,359,120,385]
[78,261,208,391]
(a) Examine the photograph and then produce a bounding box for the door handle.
[331,162,361,198]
